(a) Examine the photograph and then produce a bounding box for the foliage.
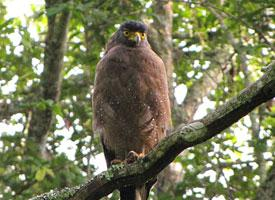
[0,0,274,199]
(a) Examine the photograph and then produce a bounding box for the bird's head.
[117,21,149,47]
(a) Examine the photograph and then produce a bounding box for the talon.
[126,151,144,164]
[110,159,123,165]
[138,152,145,158]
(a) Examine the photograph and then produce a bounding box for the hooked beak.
[129,32,141,45]
[135,32,141,44]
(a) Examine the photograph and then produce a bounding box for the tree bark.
[256,162,275,200]
[149,0,174,105]
[31,61,275,200]
[180,66,223,123]
[27,0,72,158]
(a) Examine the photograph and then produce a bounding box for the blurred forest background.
[0,0,274,199]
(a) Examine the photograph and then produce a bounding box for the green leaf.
[45,168,54,177]
[52,103,63,116]
[46,3,70,16]
[45,99,54,107]
[0,167,5,175]
[36,101,47,110]
[35,167,46,181]
[0,18,14,30]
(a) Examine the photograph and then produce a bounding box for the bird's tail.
[119,185,147,200]
[119,179,156,200]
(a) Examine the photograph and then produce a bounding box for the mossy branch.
[32,61,275,200]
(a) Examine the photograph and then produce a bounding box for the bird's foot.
[110,151,144,165]
[126,151,144,164]
[110,159,123,165]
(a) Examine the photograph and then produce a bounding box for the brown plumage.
[93,21,171,200]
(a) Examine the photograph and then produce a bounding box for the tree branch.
[180,66,222,123]
[31,61,275,200]
[202,2,275,51]
[0,100,27,120]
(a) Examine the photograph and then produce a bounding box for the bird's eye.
[141,33,146,40]
[123,31,129,36]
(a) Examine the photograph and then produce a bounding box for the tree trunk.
[149,0,174,107]
[27,0,71,158]
[256,162,275,200]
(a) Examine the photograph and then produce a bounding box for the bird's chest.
[103,52,152,95]
[99,48,161,119]
[105,48,156,75]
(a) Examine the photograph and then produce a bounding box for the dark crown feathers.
[119,21,147,32]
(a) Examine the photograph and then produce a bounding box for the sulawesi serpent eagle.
[93,21,171,200]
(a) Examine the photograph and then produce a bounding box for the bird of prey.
[93,21,171,200]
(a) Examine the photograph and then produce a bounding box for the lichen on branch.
[31,61,275,200]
